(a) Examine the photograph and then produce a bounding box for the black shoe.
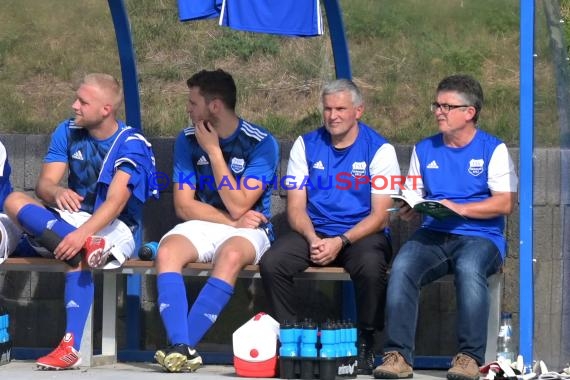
[155,344,203,373]
[357,330,376,375]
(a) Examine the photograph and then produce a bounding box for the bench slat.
[0,257,351,280]
[0,257,68,272]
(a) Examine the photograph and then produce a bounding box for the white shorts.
[161,220,271,264]
[54,209,135,269]
[0,213,23,265]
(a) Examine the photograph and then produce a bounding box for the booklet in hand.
[391,190,465,220]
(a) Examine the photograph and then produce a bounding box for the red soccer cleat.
[36,333,82,370]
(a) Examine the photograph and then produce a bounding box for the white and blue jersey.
[0,140,24,263]
[172,118,279,233]
[44,119,159,243]
[287,122,400,236]
[177,0,222,21]
[406,129,518,258]
[219,0,323,37]
[0,141,12,211]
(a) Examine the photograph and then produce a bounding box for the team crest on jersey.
[468,158,485,176]
[230,157,245,173]
[351,161,367,177]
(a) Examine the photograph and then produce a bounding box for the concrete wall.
[0,134,566,368]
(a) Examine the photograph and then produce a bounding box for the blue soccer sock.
[157,272,189,345]
[187,277,234,347]
[64,271,94,350]
[17,204,75,237]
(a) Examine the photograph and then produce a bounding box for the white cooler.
[232,312,279,378]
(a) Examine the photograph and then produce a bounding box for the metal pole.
[322,0,352,79]
[108,0,142,130]
[519,0,534,367]
[108,0,142,351]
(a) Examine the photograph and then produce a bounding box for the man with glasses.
[373,75,518,380]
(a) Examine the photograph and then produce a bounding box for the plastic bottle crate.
[0,308,10,366]
[0,340,10,366]
[279,356,357,380]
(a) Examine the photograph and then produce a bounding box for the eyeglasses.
[430,102,471,113]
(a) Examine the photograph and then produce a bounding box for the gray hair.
[437,75,483,122]
[321,78,363,107]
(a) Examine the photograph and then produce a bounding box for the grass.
[0,0,565,146]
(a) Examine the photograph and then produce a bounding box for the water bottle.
[339,320,349,357]
[0,306,8,345]
[292,321,302,354]
[319,321,336,358]
[138,241,159,261]
[279,321,298,357]
[334,320,342,357]
[0,305,10,364]
[348,320,358,357]
[496,312,516,363]
[300,319,318,358]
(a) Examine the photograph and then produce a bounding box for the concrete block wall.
[0,134,567,368]
[529,148,566,367]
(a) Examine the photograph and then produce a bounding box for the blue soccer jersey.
[408,129,518,257]
[173,118,279,222]
[44,119,158,241]
[219,0,323,37]
[0,140,13,211]
[287,123,400,236]
[177,0,222,21]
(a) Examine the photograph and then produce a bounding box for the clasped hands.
[309,236,341,266]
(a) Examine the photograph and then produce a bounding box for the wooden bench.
[0,257,353,366]
[0,256,502,367]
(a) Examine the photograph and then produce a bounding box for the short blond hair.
[81,73,123,112]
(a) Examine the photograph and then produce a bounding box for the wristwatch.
[338,234,352,249]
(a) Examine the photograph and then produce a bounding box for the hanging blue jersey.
[413,129,513,257]
[173,118,279,226]
[219,0,324,37]
[44,119,158,242]
[177,0,222,21]
[0,141,13,211]
[293,123,399,236]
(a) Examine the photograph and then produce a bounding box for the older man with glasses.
[373,75,518,380]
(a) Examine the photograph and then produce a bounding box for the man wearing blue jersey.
[4,73,158,370]
[260,79,400,375]
[0,140,24,265]
[153,69,279,373]
[373,75,518,380]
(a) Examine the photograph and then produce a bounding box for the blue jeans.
[384,228,502,365]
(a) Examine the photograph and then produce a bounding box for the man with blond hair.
[4,73,158,370]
